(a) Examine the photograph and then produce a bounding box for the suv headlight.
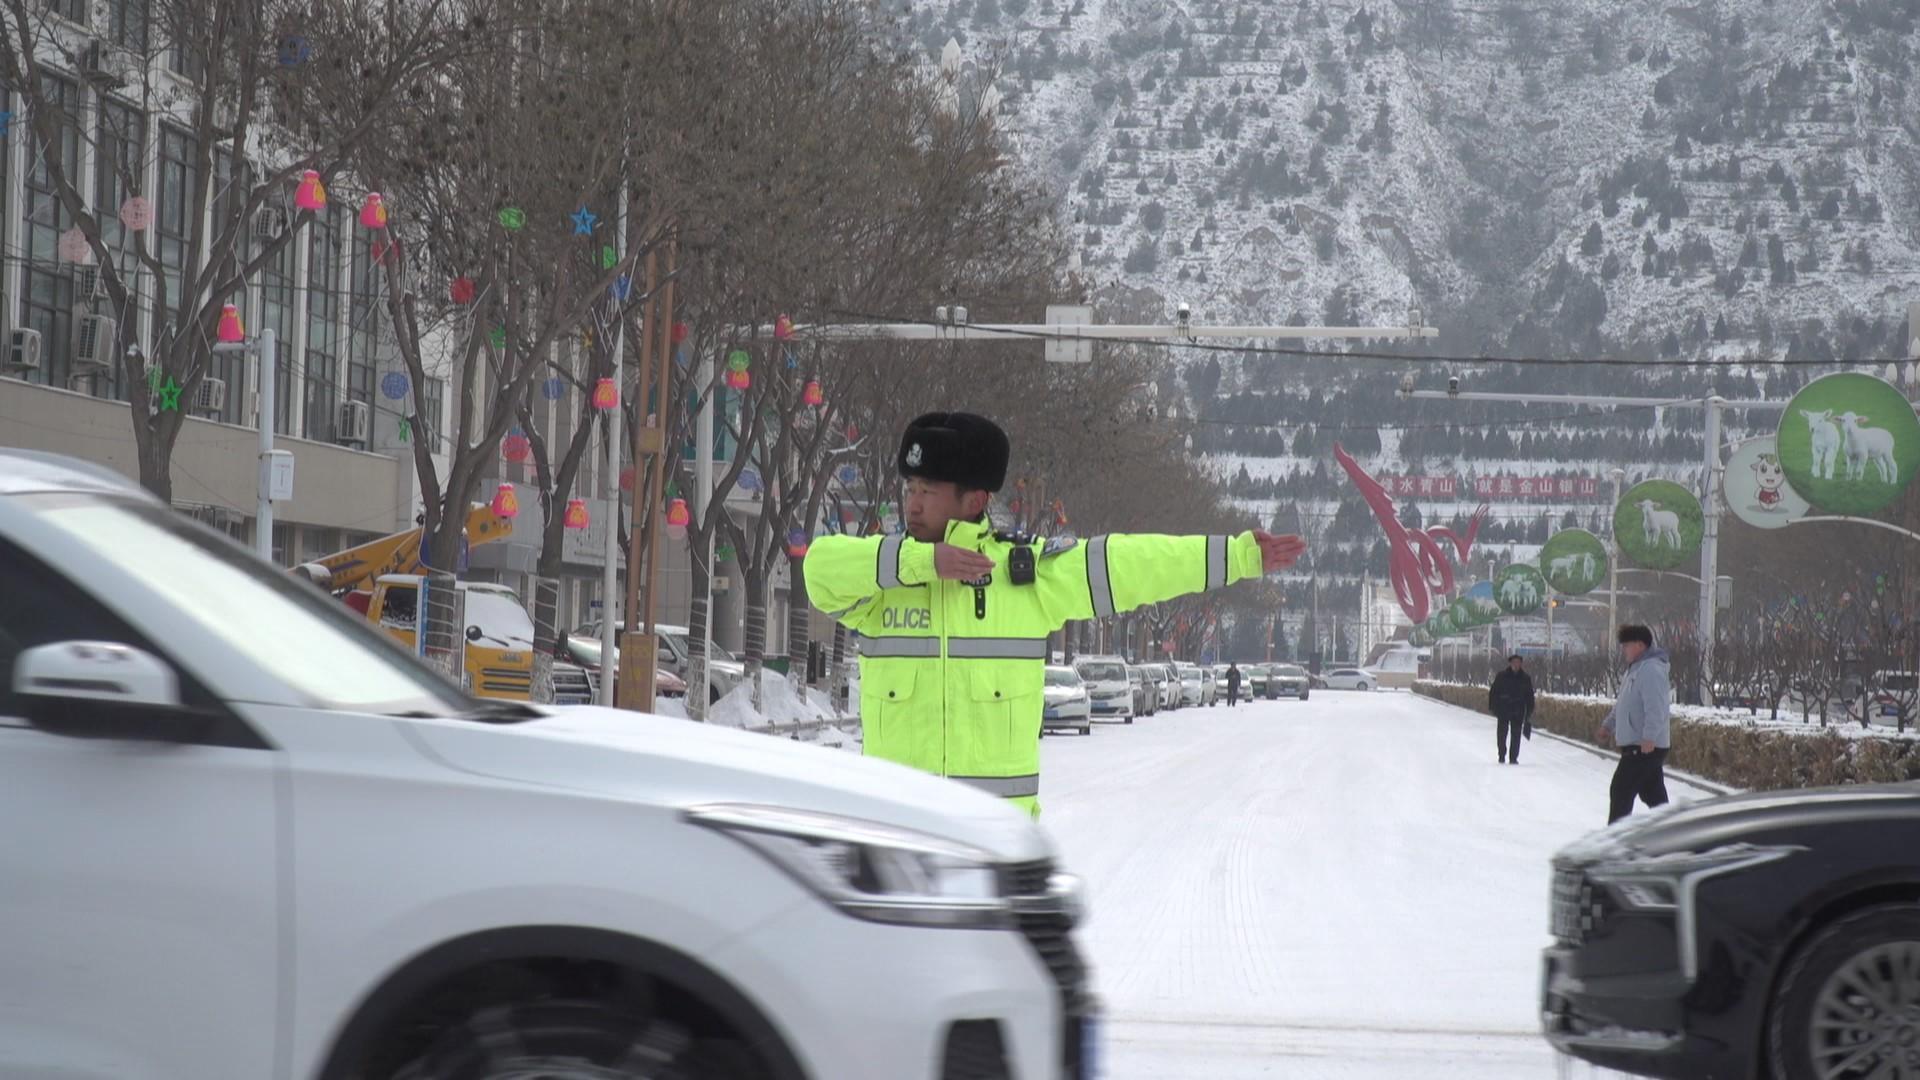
[687,804,1012,929]
[1588,843,1802,910]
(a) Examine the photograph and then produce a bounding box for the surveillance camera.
[933,305,948,325]
[1447,375,1460,397]
[1176,301,1191,324]
[1398,372,1416,396]
[952,305,969,325]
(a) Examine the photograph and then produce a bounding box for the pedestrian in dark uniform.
[1488,654,1535,765]
[1597,625,1672,824]
[1225,663,1242,707]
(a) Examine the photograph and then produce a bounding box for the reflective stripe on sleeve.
[858,636,941,658]
[1206,534,1228,591]
[876,535,905,590]
[945,637,1048,660]
[949,773,1040,798]
[1086,536,1114,618]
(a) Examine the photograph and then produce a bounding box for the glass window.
[156,124,201,327]
[258,232,296,434]
[1076,662,1126,682]
[347,226,382,407]
[21,493,475,713]
[1045,666,1083,688]
[304,207,341,441]
[21,75,79,389]
[464,590,536,647]
[47,0,86,25]
[421,375,446,451]
[106,0,148,49]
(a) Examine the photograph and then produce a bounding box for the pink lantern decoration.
[619,465,636,492]
[665,498,691,540]
[294,170,327,211]
[672,322,690,344]
[120,196,153,231]
[725,368,751,391]
[359,192,388,229]
[564,499,590,530]
[803,379,824,407]
[491,483,520,520]
[57,227,92,264]
[500,429,531,462]
[449,276,476,305]
[774,314,795,340]
[217,304,246,343]
[591,377,619,410]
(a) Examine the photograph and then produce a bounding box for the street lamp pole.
[214,328,279,561]
[1608,466,1625,640]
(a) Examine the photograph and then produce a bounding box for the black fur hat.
[897,412,1010,493]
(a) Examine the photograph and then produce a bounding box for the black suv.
[1543,786,1920,1080]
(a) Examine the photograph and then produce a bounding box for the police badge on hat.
[905,443,923,467]
[897,412,1010,492]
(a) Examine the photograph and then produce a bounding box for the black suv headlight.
[1587,844,1802,978]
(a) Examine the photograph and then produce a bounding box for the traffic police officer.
[805,411,1305,815]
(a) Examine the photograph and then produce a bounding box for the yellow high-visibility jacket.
[805,517,1263,814]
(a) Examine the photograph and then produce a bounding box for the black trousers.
[1496,712,1524,762]
[1608,747,1671,824]
[1227,687,1239,707]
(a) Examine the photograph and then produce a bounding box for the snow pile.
[704,675,863,751]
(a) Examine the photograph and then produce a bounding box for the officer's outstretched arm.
[803,533,937,626]
[1033,531,1264,630]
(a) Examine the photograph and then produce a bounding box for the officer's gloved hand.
[1253,530,1308,572]
[934,544,996,581]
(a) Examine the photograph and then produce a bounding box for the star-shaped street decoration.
[397,417,411,443]
[570,206,598,235]
[157,376,182,412]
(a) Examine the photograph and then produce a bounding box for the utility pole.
[598,181,629,707]
[1607,466,1625,641]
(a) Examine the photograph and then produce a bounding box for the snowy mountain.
[904,0,1920,641]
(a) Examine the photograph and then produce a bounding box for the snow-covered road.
[1040,689,1697,1079]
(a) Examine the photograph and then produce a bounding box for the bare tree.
[0,0,468,498]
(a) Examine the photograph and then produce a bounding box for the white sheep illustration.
[1500,577,1540,608]
[1473,597,1502,618]
[1638,499,1682,548]
[1833,411,1899,485]
[1802,408,1841,480]
[1549,552,1583,582]
[1581,552,1597,579]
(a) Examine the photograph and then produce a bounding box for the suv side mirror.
[13,641,188,740]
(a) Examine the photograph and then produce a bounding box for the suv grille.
[551,664,594,706]
[1551,867,1591,941]
[1003,860,1091,1012]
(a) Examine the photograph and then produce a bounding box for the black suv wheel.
[1769,905,1920,1080]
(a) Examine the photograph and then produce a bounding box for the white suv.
[0,450,1094,1080]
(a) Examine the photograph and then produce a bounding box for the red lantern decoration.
[491,483,520,520]
[846,424,859,442]
[725,368,751,391]
[501,429,530,462]
[786,528,809,558]
[563,499,590,530]
[217,304,246,343]
[774,314,795,340]
[619,465,636,492]
[591,377,618,410]
[665,497,691,540]
[803,379,824,407]
[671,322,689,344]
[449,276,476,305]
[359,192,388,229]
[294,169,327,211]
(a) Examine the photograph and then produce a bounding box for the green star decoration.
[397,417,411,443]
[489,327,507,349]
[157,376,182,411]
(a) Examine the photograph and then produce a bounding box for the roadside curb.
[1419,696,1740,798]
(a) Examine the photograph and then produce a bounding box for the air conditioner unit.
[338,400,370,444]
[71,314,117,372]
[6,328,42,374]
[80,41,135,87]
[73,264,106,301]
[254,205,291,238]
[192,376,227,416]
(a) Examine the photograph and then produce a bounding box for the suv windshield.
[27,495,477,716]
[1276,665,1307,677]
[1077,662,1125,682]
[1045,667,1082,688]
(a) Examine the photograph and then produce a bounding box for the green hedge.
[1414,681,1920,791]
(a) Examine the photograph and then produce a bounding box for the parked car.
[1156,663,1181,710]
[1174,662,1206,708]
[1244,664,1271,699]
[565,620,747,705]
[1866,669,1918,726]
[1042,665,1094,736]
[1324,668,1378,691]
[1270,663,1310,700]
[0,449,1095,1080]
[1074,656,1134,723]
[1542,785,1920,1080]
[1127,665,1158,716]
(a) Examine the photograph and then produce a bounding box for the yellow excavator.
[292,506,558,701]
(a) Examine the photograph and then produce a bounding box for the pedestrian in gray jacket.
[1596,624,1672,824]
